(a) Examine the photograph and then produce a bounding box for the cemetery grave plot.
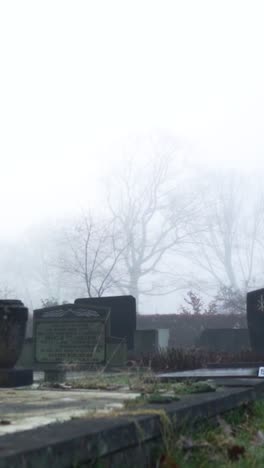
[0,373,263,468]
[4,289,264,466]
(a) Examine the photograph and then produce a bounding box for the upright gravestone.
[75,296,136,350]
[33,303,110,370]
[134,329,158,355]
[247,288,264,353]
[0,299,33,387]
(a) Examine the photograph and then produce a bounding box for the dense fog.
[0,1,264,314]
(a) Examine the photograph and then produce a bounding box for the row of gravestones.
[1,289,264,388]
[17,295,170,371]
[6,288,264,375]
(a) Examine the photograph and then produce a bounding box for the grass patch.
[124,379,217,409]
[41,368,161,392]
[172,380,217,395]
[72,400,264,467]
[124,393,181,408]
[156,400,264,467]
[41,370,219,401]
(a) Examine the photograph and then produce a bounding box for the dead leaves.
[43,382,73,390]
[155,415,247,467]
[0,420,11,425]
[155,401,264,467]
[227,444,246,461]
[156,454,180,468]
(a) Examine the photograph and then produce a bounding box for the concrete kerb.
[0,380,263,467]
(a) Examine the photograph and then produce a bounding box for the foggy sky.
[1,0,264,239]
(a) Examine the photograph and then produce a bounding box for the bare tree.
[181,171,264,297]
[0,285,16,299]
[108,153,196,308]
[54,213,126,297]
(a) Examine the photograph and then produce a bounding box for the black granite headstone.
[247,288,264,353]
[75,296,136,350]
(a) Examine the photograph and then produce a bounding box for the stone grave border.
[0,378,263,467]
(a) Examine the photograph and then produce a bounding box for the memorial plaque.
[247,288,264,353]
[33,304,110,368]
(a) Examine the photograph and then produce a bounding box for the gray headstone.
[134,329,158,355]
[33,303,110,369]
[157,329,170,348]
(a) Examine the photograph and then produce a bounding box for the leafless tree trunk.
[108,152,196,308]
[54,213,126,297]
[180,171,264,294]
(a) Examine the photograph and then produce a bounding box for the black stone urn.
[0,300,28,368]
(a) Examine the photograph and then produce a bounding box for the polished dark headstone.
[247,288,264,353]
[75,296,136,350]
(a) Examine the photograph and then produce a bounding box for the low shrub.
[138,347,264,372]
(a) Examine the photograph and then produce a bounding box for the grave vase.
[0,300,28,368]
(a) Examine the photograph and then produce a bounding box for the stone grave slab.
[33,303,110,370]
[0,380,263,467]
[208,378,264,387]
[0,387,140,435]
[157,367,260,381]
[75,295,136,350]
[207,361,264,368]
